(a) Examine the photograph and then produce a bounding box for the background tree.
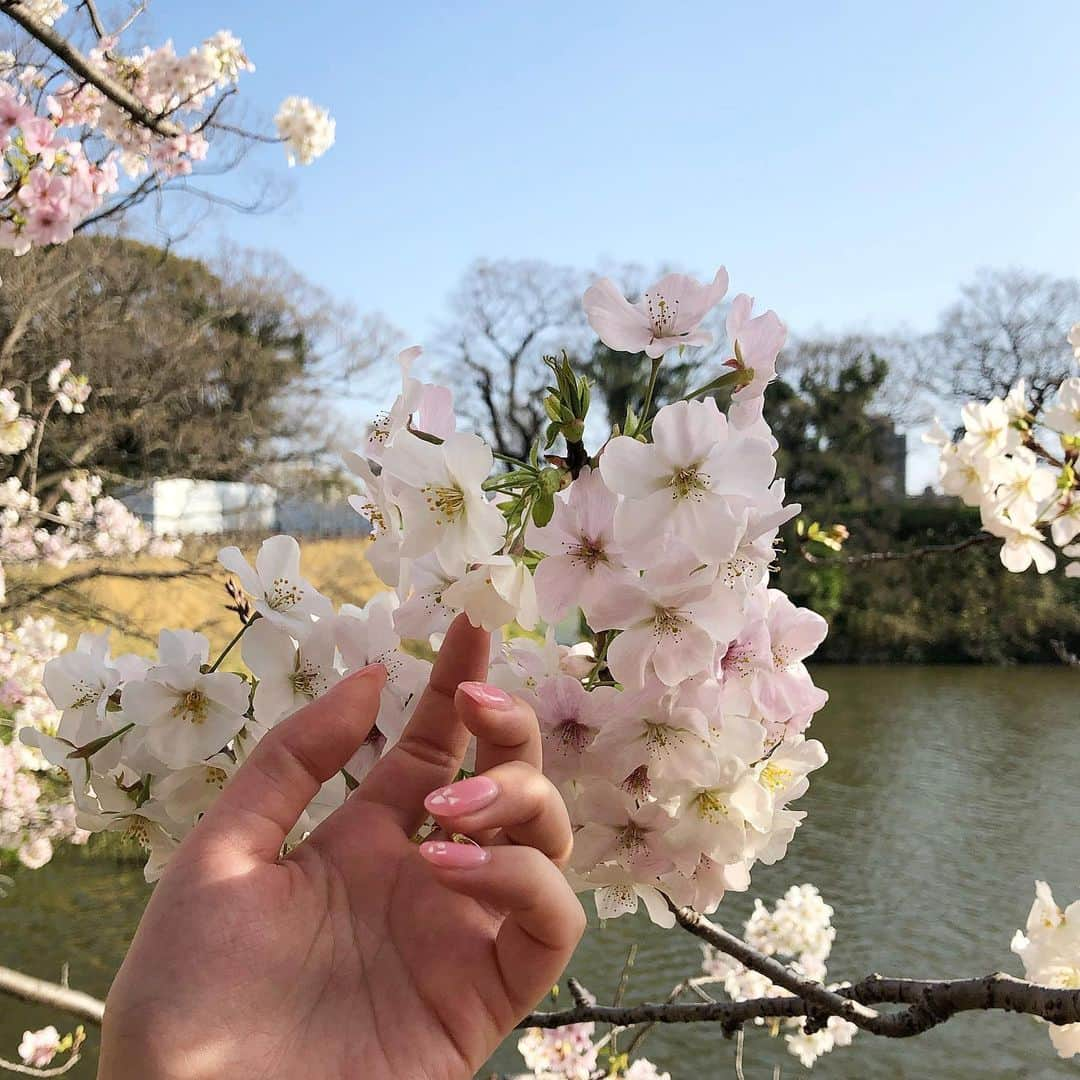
[932,267,1079,404]
[770,339,903,512]
[438,258,587,461]
[0,237,392,504]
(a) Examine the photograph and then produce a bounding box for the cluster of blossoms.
[34,265,831,944]
[274,96,336,167]
[0,8,334,255]
[0,614,87,868]
[701,884,856,1068]
[515,984,669,1079]
[515,1020,669,1080]
[927,332,1079,576]
[0,363,180,609]
[1012,881,1080,1059]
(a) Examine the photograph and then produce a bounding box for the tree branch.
[0,966,103,1026]
[800,531,995,565]
[522,970,1080,1039]
[0,1,182,136]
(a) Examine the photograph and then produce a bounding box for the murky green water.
[2,667,1078,1079]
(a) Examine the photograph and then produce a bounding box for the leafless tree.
[933,268,1079,406]
[436,259,588,461]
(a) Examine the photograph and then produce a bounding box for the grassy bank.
[14,536,385,657]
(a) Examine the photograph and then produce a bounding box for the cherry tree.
[2,263,1079,1079]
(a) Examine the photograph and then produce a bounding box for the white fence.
[120,479,370,538]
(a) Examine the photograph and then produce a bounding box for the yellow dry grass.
[22,537,386,657]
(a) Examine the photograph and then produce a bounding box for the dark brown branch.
[801,531,995,565]
[5,563,213,610]
[671,903,880,1030]
[0,1,182,137]
[77,0,105,39]
[521,971,1080,1040]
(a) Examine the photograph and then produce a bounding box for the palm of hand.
[100,618,582,1080]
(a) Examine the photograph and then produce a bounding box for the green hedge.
[778,502,1080,663]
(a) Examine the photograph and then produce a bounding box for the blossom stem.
[207,613,260,673]
[639,357,663,424]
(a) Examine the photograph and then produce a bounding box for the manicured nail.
[458,681,514,709]
[425,775,499,815]
[419,840,491,868]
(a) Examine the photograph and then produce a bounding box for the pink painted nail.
[458,681,514,709]
[419,840,491,869]
[425,775,499,815]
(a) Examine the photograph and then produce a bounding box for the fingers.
[418,842,586,1014]
[424,761,573,866]
[194,664,386,863]
[455,681,542,775]
[356,614,490,833]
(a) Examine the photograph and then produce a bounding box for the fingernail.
[419,840,491,869]
[425,775,499,815]
[458,681,513,709]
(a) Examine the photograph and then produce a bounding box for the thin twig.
[800,531,995,565]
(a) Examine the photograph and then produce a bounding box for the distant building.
[120,478,370,538]
[868,417,907,500]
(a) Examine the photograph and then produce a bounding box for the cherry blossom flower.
[243,617,340,726]
[571,781,677,876]
[393,549,465,640]
[590,558,742,688]
[601,397,777,565]
[1043,376,1080,438]
[0,388,34,454]
[335,593,430,747]
[18,1026,60,1067]
[218,534,331,637]
[345,452,406,587]
[121,649,249,769]
[525,465,634,623]
[584,269,728,358]
[589,684,713,784]
[961,397,1019,458]
[441,555,538,631]
[381,431,506,566]
[361,346,453,463]
[725,293,787,401]
[526,674,621,784]
[1012,881,1080,1058]
[274,95,336,166]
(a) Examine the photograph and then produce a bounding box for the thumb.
[193,663,386,864]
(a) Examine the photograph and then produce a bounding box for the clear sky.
[147,0,1080,483]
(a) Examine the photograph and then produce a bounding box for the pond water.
[2,666,1078,1079]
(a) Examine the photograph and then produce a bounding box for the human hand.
[98,615,585,1080]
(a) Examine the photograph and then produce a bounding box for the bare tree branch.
[800,532,996,565]
[0,965,104,1025]
[0,1,182,137]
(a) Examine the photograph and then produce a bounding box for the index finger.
[355,614,490,833]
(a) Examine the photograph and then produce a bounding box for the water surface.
[2,666,1078,1078]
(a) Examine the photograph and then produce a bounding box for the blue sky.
[145,0,1080,483]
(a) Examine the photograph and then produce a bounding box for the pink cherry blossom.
[583,269,728,358]
[525,465,634,623]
